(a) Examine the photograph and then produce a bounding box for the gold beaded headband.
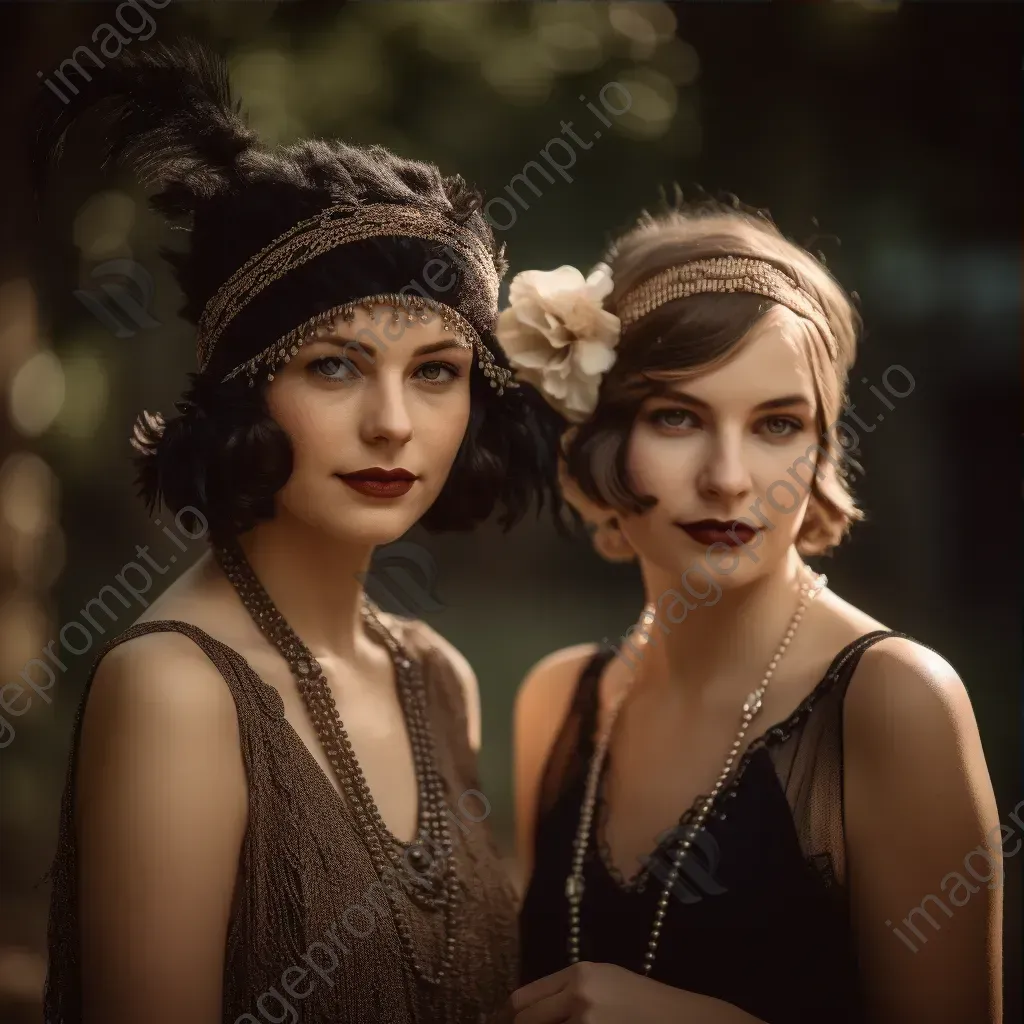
[224,291,515,394]
[196,202,515,392]
[616,255,838,360]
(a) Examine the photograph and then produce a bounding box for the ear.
[592,516,637,564]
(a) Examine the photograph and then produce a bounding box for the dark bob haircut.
[132,312,564,543]
[35,41,563,542]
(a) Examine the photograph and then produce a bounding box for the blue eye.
[310,356,359,382]
[649,407,698,430]
[761,415,803,438]
[415,361,461,385]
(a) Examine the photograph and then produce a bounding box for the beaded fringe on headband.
[195,201,509,389]
[616,255,837,360]
[224,292,517,394]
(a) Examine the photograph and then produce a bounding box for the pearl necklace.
[566,566,827,974]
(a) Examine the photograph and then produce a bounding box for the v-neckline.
[589,631,892,891]
[190,616,432,850]
[286,616,430,850]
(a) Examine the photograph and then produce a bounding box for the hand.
[508,961,746,1023]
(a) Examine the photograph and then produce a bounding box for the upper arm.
[844,637,1002,1024]
[513,644,598,889]
[76,633,248,1024]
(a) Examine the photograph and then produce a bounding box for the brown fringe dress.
[43,619,519,1023]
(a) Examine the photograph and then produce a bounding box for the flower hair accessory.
[494,263,621,422]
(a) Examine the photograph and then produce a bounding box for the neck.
[228,513,374,660]
[622,548,816,700]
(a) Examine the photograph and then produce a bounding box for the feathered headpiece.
[34,39,513,390]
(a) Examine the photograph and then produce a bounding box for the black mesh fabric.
[521,629,914,1024]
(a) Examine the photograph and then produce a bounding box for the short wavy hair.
[35,41,562,541]
[563,197,864,557]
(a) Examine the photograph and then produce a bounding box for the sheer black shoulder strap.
[534,646,616,820]
[827,629,914,687]
[766,628,917,891]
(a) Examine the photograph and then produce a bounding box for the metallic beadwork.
[224,292,517,395]
[565,566,827,974]
[616,256,837,361]
[213,540,460,987]
[196,202,500,375]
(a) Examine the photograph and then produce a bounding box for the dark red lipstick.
[677,519,760,547]
[338,467,417,499]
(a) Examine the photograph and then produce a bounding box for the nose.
[695,426,753,505]
[359,374,413,448]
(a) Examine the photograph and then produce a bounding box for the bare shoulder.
[88,628,239,733]
[390,615,481,753]
[839,638,999,1022]
[814,575,977,758]
[512,644,602,880]
[845,634,976,751]
[801,589,976,752]
[515,643,603,732]
[74,629,248,1020]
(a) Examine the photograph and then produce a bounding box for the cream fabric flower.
[495,263,621,422]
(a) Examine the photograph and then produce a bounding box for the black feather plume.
[32,38,258,219]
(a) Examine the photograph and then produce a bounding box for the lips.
[677,519,760,548]
[338,467,417,499]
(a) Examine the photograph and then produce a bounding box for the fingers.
[513,988,572,1024]
[510,966,571,1011]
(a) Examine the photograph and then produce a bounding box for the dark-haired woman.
[38,43,558,1024]
[498,204,1001,1023]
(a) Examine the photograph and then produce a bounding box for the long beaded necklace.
[566,565,827,974]
[215,540,458,985]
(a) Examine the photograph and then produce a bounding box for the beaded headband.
[497,254,837,421]
[225,292,514,394]
[617,255,837,360]
[196,202,515,393]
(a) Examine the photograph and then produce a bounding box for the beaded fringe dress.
[43,618,519,1024]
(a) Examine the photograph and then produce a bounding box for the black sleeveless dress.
[520,630,912,1024]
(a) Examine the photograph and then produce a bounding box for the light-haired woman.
[499,199,1002,1023]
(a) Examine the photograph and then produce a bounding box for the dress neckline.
[118,616,431,851]
[588,629,895,891]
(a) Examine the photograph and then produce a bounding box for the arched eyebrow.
[660,390,813,412]
[409,340,472,357]
[751,394,813,412]
[318,335,470,359]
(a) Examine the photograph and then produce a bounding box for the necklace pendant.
[565,875,584,900]
[743,690,762,715]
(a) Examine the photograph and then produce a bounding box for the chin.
[637,526,785,597]
[277,496,428,548]
[324,504,427,546]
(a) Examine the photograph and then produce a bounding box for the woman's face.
[619,306,822,593]
[264,305,474,546]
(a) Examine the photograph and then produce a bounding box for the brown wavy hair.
[563,197,864,558]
